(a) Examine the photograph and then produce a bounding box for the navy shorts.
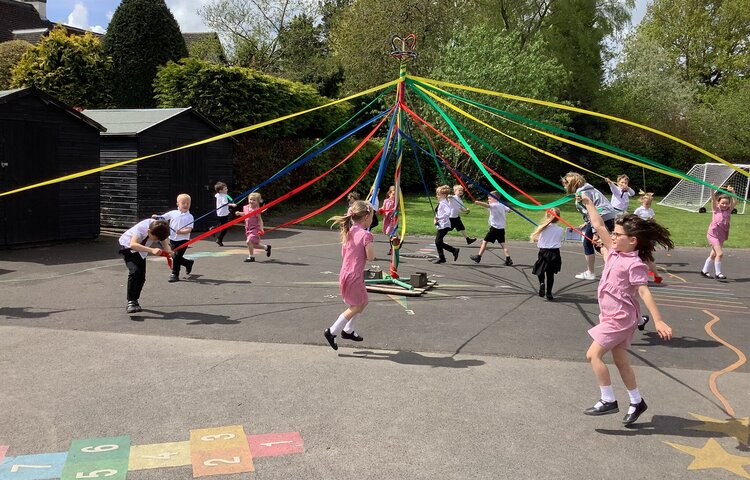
[449,217,465,231]
[483,227,506,244]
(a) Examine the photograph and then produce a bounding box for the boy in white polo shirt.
[118,219,171,313]
[470,191,513,266]
[157,193,195,282]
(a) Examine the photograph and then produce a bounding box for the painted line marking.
[703,309,747,418]
[654,303,750,315]
[0,446,7,465]
[652,295,747,307]
[653,288,739,298]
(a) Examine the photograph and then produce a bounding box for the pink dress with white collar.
[588,250,649,350]
[339,223,373,306]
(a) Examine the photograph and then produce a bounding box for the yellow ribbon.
[409,75,749,179]
[0,79,402,198]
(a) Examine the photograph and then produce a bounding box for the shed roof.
[0,87,106,131]
[82,107,234,142]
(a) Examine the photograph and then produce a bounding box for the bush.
[0,40,33,89]
[11,28,112,108]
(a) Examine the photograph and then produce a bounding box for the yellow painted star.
[687,413,750,447]
[665,438,750,478]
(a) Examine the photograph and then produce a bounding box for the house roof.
[82,108,234,142]
[0,87,106,131]
[0,0,100,43]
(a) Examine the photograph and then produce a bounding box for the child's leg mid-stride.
[244,241,271,262]
[583,341,619,415]
[612,345,648,424]
[324,304,367,350]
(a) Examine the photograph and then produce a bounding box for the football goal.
[659,163,749,214]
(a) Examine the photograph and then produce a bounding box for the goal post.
[658,163,749,214]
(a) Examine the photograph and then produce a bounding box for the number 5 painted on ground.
[203,457,240,466]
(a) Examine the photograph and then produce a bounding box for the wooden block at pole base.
[409,272,427,287]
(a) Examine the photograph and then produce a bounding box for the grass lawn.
[281,193,749,249]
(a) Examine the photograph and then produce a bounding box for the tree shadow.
[631,332,721,349]
[546,293,600,305]
[595,414,750,451]
[338,350,485,369]
[0,307,69,319]
[133,309,240,325]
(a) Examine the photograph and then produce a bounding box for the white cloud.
[66,2,89,29]
[66,2,107,33]
[167,0,212,32]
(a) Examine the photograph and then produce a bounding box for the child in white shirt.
[470,191,513,265]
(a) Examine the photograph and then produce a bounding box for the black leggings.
[435,227,458,260]
[216,215,231,242]
[170,239,191,275]
[538,271,555,295]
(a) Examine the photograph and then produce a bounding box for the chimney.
[24,0,47,20]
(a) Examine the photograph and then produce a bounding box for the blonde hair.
[248,192,263,205]
[329,200,372,243]
[436,185,451,197]
[177,193,191,202]
[562,172,585,194]
[387,185,396,195]
[453,184,464,193]
[530,208,561,242]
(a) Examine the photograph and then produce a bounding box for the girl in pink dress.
[701,186,738,280]
[382,186,397,235]
[324,200,375,350]
[238,192,271,262]
[579,195,673,426]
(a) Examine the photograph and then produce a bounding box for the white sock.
[714,260,722,275]
[703,258,713,273]
[599,385,616,403]
[329,314,349,335]
[343,314,358,334]
[627,388,642,413]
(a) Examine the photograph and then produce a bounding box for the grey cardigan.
[575,183,618,223]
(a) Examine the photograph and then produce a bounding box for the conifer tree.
[103,0,188,107]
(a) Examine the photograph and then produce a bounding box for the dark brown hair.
[148,220,170,241]
[616,214,673,262]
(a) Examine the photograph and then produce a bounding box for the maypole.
[364,34,433,295]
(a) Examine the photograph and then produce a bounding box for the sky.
[45,0,651,35]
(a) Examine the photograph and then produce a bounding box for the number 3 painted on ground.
[200,433,235,441]
[203,457,240,466]
[75,469,118,478]
[81,445,119,453]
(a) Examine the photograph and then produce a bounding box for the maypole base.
[365,274,436,297]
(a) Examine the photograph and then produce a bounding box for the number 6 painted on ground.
[81,445,119,453]
[75,469,118,478]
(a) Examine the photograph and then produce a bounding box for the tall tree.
[0,40,33,90]
[199,0,313,71]
[638,0,750,87]
[11,28,112,108]
[275,13,343,97]
[103,0,188,108]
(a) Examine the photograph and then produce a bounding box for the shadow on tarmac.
[595,414,750,452]
[338,350,485,369]
[132,309,240,325]
[0,306,70,319]
[184,274,253,286]
[632,332,721,349]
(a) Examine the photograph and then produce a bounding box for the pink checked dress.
[588,250,649,350]
[382,197,396,235]
[339,223,373,306]
[706,207,731,247]
[243,205,262,244]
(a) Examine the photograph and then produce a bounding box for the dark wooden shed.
[0,87,104,246]
[83,108,234,231]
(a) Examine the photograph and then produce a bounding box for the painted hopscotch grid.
[0,427,303,480]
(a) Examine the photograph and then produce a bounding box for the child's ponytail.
[530,208,561,242]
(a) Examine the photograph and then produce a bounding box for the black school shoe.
[466,237,477,245]
[453,248,460,261]
[323,328,338,350]
[623,399,648,425]
[584,400,619,416]
[716,273,727,280]
[545,294,554,301]
[168,274,179,283]
[700,271,713,278]
[126,301,142,314]
[186,259,194,275]
[638,315,650,331]
[266,245,272,257]
[341,331,364,342]
[505,257,513,266]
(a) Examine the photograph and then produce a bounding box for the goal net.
[658,163,749,214]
